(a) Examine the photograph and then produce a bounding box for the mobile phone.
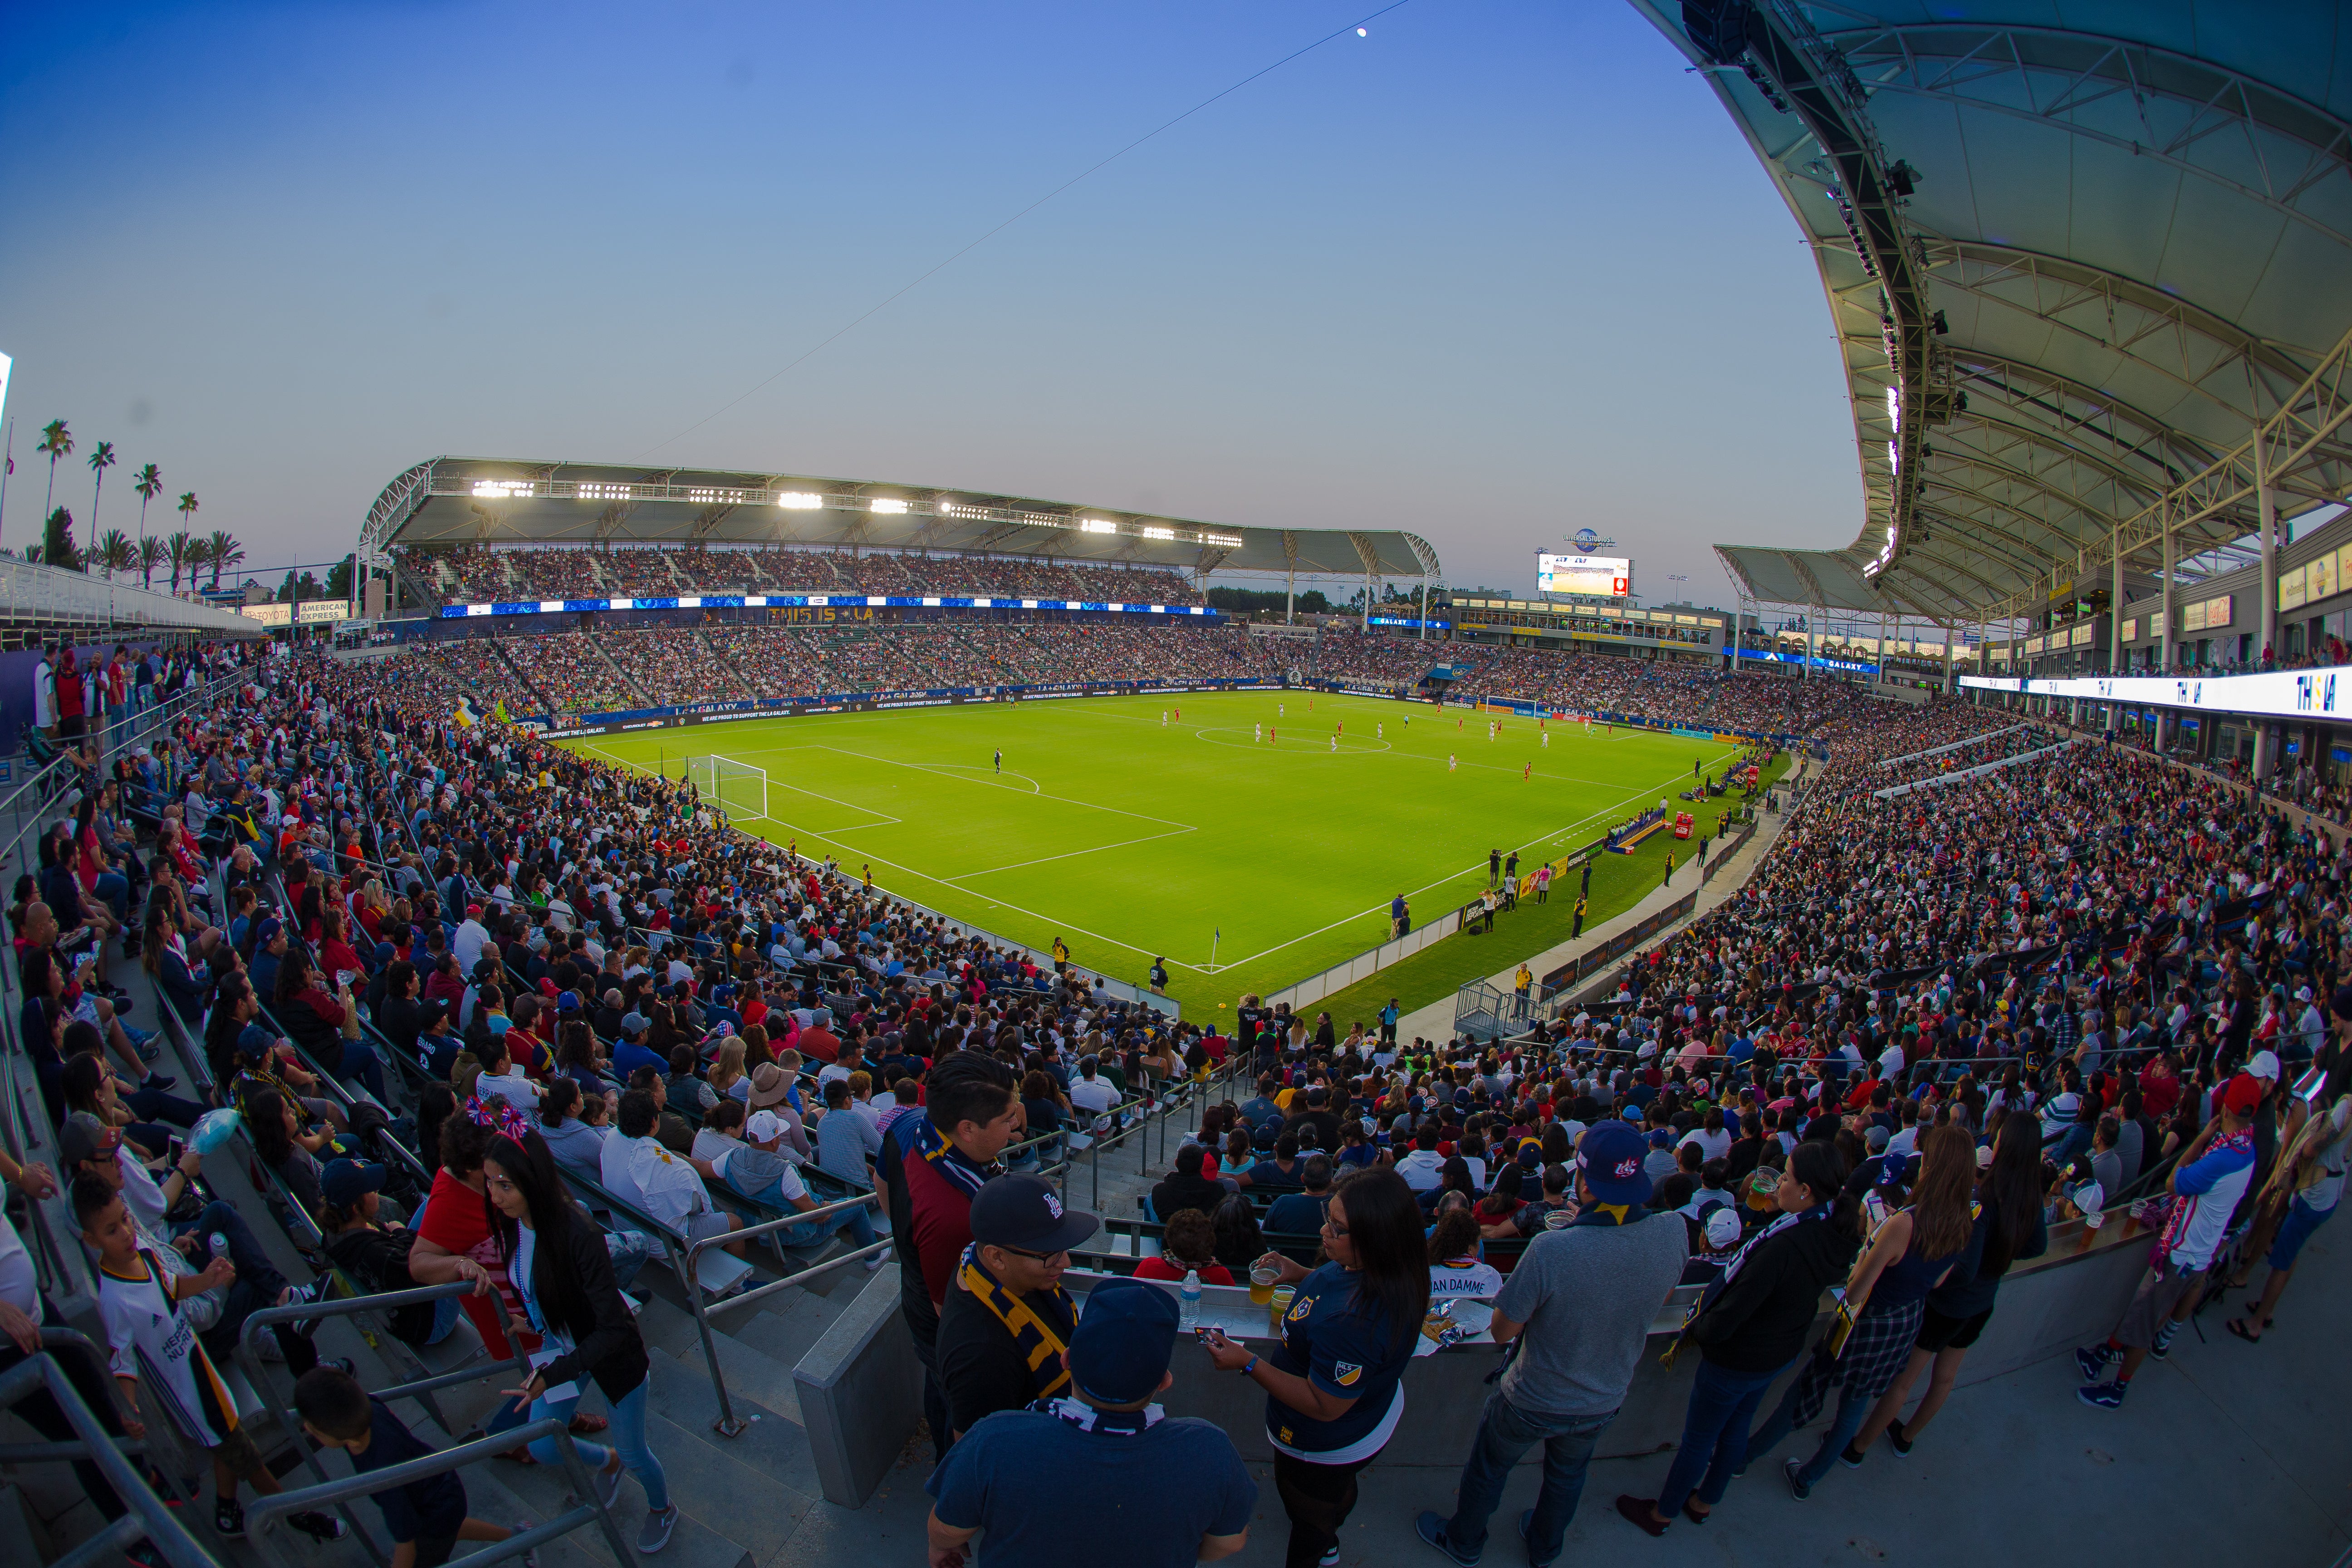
[1196,1327,1225,1346]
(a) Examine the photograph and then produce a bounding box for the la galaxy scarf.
[909,1113,995,1199]
[957,1243,1074,1400]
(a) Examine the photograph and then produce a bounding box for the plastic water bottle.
[1178,1269,1201,1330]
[208,1233,230,1269]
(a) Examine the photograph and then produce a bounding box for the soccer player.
[1329,735,1338,753]
[1279,702,1285,717]
[1449,754,1457,772]
[1377,721,1384,739]
[1542,730,1550,749]
[1524,762,1531,780]
[993,748,1002,774]
[1254,722,1262,743]
[1271,727,1278,744]
[1161,710,1168,725]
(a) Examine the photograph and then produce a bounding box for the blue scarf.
[902,1112,994,1199]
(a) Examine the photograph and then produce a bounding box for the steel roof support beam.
[1838,24,2352,250]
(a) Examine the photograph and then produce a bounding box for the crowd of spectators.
[498,632,636,713]
[13,625,2351,1563]
[407,544,1204,606]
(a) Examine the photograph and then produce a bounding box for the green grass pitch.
[561,691,1751,1023]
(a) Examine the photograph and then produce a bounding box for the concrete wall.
[792,1264,925,1507]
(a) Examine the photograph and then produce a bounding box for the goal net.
[689,755,771,826]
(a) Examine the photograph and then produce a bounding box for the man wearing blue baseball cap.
[1416,1118,1690,1568]
[926,1277,1256,1568]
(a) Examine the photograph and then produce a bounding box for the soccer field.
[560,691,1745,1020]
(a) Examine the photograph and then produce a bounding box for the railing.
[0,1333,220,1568]
[0,558,263,636]
[681,1191,892,1436]
[243,1417,638,1568]
[237,1280,527,1507]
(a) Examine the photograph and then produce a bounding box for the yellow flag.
[494,696,510,723]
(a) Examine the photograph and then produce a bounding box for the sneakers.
[1782,1459,1811,1501]
[1317,1551,1340,1568]
[1413,1510,1480,1567]
[1837,1443,1866,1470]
[2078,1380,2127,1410]
[593,1456,625,1512]
[513,1519,541,1568]
[215,1498,245,1540]
[141,1072,176,1093]
[2073,1343,2117,1381]
[637,1506,679,1555]
[285,1510,348,1543]
[863,1251,886,1271]
[1886,1419,1913,1457]
[2149,1326,2180,1361]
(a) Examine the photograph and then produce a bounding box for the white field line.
[947,824,1198,880]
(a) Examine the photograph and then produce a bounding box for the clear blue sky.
[0,0,1862,603]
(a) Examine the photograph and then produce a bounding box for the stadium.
[2,6,2351,1568]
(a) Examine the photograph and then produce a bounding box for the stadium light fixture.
[1141,525,1176,540]
[776,492,823,509]
[1203,531,1244,548]
[471,480,530,499]
[1080,517,1118,534]
[871,498,909,514]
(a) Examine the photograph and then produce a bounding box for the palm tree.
[94,528,133,581]
[135,535,164,591]
[186,536,215,593]
[132,463,162,543]
[35,420,71,529]
[204,529,244,591]
[175,491,198,548]
[165,530,191,594]
[86,441,116,556]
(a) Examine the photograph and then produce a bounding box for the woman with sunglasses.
[1204,1166,1430,1568]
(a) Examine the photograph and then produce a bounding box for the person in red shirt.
[1130,1209,1234,1284]
[798,1018,841,1064]
[880,1053,1022,1463]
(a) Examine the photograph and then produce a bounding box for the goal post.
[689,755,771,825]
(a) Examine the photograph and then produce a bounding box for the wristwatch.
[1239,1356,1259,1378]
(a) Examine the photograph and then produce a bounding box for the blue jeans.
[529,1376,667,1512]
[93,872,130,924]
[1444,1390,1613,1561]
[605,1227,654,1291]
[735,1173,880,1251]
[333,1034,389,1102]
[1744,1362,1872,1489]
[1656,1358,1792,1515]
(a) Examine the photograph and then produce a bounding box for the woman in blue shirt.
[1205,1166,1429,1568]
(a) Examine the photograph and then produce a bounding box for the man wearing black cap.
[937,1175,1100,1442]
[927,1277,1255,1567]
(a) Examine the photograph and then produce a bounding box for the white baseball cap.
[1704,1208,1743,1248]
[2249,1049,2281,1082]
[746,1110,789,1144]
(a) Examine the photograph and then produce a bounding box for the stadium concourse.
[1,623,2346,1568]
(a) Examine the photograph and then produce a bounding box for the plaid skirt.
[1779,1298,1926,1428]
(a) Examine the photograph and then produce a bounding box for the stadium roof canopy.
[359,456,1441,584]
[1636,2,2352,625]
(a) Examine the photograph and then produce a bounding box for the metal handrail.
[237,1275,527,1519]
[0,1335,219,1568]
[678,1188,888,1436]
[243,1416,638,1568]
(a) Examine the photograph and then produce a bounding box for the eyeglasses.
[995,1245,1068,1263]
[1321,1215,1350,1237]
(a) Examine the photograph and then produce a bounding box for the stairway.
[588,553,616,593]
